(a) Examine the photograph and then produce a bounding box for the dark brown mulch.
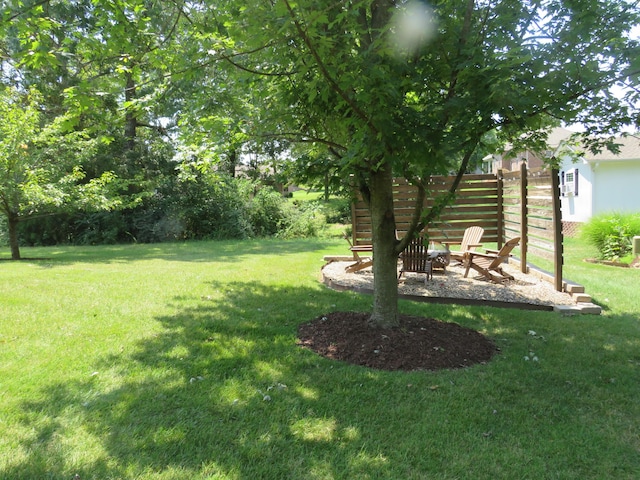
[297,311,499,372]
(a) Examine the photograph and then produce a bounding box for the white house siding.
[560,159,593,223]
[489,129,640,227]
[558,133,640,224]
[592,160,640,215]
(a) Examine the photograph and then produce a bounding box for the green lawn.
[1,238,639,479]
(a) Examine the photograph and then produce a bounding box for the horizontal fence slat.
[528,244,555,261]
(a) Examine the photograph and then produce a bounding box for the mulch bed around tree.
[297,311,498,372]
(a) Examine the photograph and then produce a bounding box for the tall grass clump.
[580,211,640,260]
[276,201,327,238]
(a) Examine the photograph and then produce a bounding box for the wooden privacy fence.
[351,163,565,291]
[503,164,564,291]
[352,174,502,245]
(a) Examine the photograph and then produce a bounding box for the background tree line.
[0,0,351,257]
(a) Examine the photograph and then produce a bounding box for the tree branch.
[220,52,296,77]
[497,67,640,130]
[414,144,477,236]
[2,0,50,24]
[394,180,426,255]
[281,0,380,138]
[136,120,170,136]
[257,132,347,152]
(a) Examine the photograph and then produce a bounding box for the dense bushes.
[15,175,335,246]
[580,212,640,260]
[161,175,254,241]
[277,201,327,239]
[247,186,287,237]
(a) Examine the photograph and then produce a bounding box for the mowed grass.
[1,238,639,479]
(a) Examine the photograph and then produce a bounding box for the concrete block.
[554,303,601,315]
[554,305,582,315]
[564,282,585,294]
[577,303,603,315]
[572,293,592,303]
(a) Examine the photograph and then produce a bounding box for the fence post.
[551,168,564,291]
[519,162,528,273]
[496,169,504,249]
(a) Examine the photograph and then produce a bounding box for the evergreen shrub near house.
[581,212,640,260]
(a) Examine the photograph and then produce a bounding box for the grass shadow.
[9,281,398,478]
[7,279,640,479]
[2,238,341,267]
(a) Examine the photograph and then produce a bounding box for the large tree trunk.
[324,172,330,202]
[8,213,21,260]
[368,163,400,328]
[225,148,238,177]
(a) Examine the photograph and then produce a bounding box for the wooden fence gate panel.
[501,165,563,283]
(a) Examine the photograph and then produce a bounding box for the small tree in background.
[0,87,115,259]
[0,87,46,259]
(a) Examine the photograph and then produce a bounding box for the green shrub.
[581,212,640,260]
[128,192,184,242]
[17,214,71,246]
[248,190,331,239]
[248,186,289,237]
[277,201,326,239]
[71,211,130,245]
[323,196,351,224]
[176,175,253,240]
[291,193,351,225]
[10,177,331,246]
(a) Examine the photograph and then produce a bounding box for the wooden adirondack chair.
[343,235,373,273]
[398,236,433,283]
[443,226,484,264]
[463,237,520,283]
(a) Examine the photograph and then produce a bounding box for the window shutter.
[574,168,579,196]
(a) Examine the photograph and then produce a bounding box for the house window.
[561,168,579,196]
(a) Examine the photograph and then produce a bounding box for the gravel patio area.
[321,259,578,309]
